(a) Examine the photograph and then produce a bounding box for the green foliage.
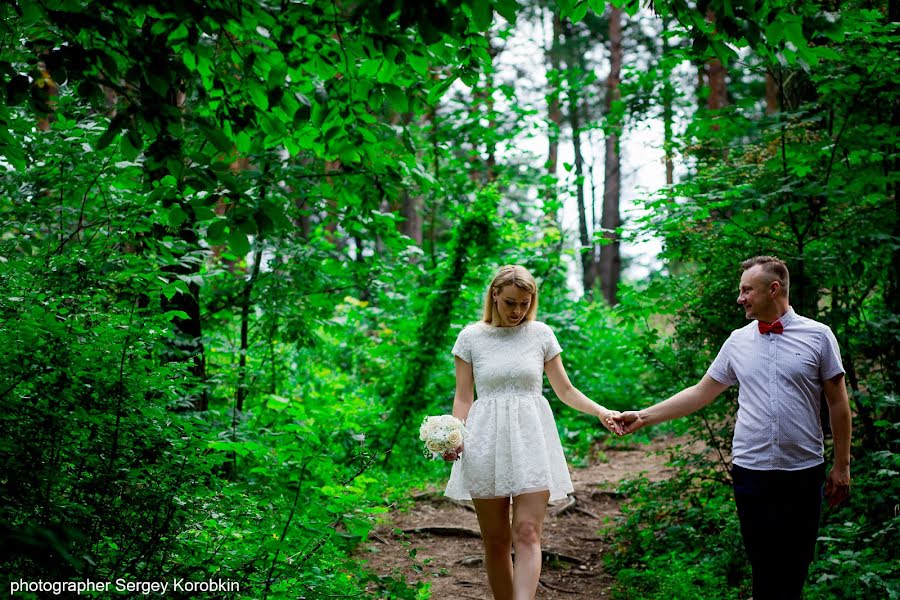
[1,0,897,597]
[0,0,514,595]
[384,185,501,457]
[807,444,900,599]
[0,249,206,583]
[607,463,748,599]
[604,0,899,597]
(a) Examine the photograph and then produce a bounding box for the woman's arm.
[442,356,474,461]
[544,354,620,433]
[452,356,475,422]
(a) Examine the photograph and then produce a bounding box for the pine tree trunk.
[400,191,424,245]
[661,16,675,186]
[560,18,595,296]
[599,7,623,306]
[570,91,595,296]
[704,11,728,112]
[706,58,728,110]
[546,11,564,213]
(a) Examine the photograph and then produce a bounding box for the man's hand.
[612,411,647,435]
[825,463,850,507]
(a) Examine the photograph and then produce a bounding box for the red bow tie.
[758,320,784,335]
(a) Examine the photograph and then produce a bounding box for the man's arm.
[615,375,730,434]
[823,373,852,506]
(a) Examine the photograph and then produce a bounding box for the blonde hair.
[481,265,539,326]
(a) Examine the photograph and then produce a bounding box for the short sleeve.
[452,326,472,363]
[542,324,563,362]
[706,335,737,386]
[818,327,845,380]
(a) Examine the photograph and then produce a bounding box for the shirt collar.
[776,306,797,327]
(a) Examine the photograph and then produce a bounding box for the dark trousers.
[732,463,826,600]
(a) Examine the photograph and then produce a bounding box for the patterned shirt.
[707,308,845,471]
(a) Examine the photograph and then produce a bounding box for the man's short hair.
[741,255,790,296]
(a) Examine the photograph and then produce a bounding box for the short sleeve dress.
[444,320,575,502]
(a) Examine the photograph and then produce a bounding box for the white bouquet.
[418,414,471,460]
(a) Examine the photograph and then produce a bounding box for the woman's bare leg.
[472,497,513,600]
[511,491,550,600]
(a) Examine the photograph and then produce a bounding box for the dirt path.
[361,440,679,599]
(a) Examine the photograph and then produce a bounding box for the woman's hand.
[442,444,464,461]
[599,408,625,436]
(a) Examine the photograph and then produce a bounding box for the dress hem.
[445,485,574,503]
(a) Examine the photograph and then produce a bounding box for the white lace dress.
[444,320,575,502]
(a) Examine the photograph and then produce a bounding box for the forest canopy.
[0,0,897,598]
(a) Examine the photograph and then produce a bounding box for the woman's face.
[492,284,532,327]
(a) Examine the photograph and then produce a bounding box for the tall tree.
[546,10,565,210]
[565,24,597,296]
[661,15,676,185]
[598,6,623,305]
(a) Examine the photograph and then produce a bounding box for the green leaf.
[207,219,227,243]
[427,77,456,104]
[266,395,291,411]
[247,81,269,111]
[167,205,187,227]
[570,1,589,23]
[96,116,126,151]
[494,0,520,23]
[120,128,142,161]
[228,229,250,257]
[470,0,493,31]
[383,85,408,113]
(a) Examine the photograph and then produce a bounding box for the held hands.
[599,408,625,435]
[611,411,647,435]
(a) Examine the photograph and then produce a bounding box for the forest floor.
[360,438,684,599]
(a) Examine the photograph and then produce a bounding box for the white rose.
[420,416,441,440]
[426,439,444,453]
[446,430,463,447]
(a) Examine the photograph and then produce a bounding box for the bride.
[442,264,621,599]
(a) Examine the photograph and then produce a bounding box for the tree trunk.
[661,16,675,186]
[706,58,728,110]
[400,190,424,245]
[546,10,565,208]
[704,11,728,112]
[235,244,264,417]
[140,31,207,409]
[599,7,623,306]
[391,112,423,245]
[570,86,595,296]
[425,98,440,266]
[765,70,780,116]
[560,18,595,297]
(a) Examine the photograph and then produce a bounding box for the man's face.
[493,284,532,327]
[737,265,775,320]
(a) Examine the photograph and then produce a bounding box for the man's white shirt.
[707,307,845,471]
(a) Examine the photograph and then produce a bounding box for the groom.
[613,256,852,600]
